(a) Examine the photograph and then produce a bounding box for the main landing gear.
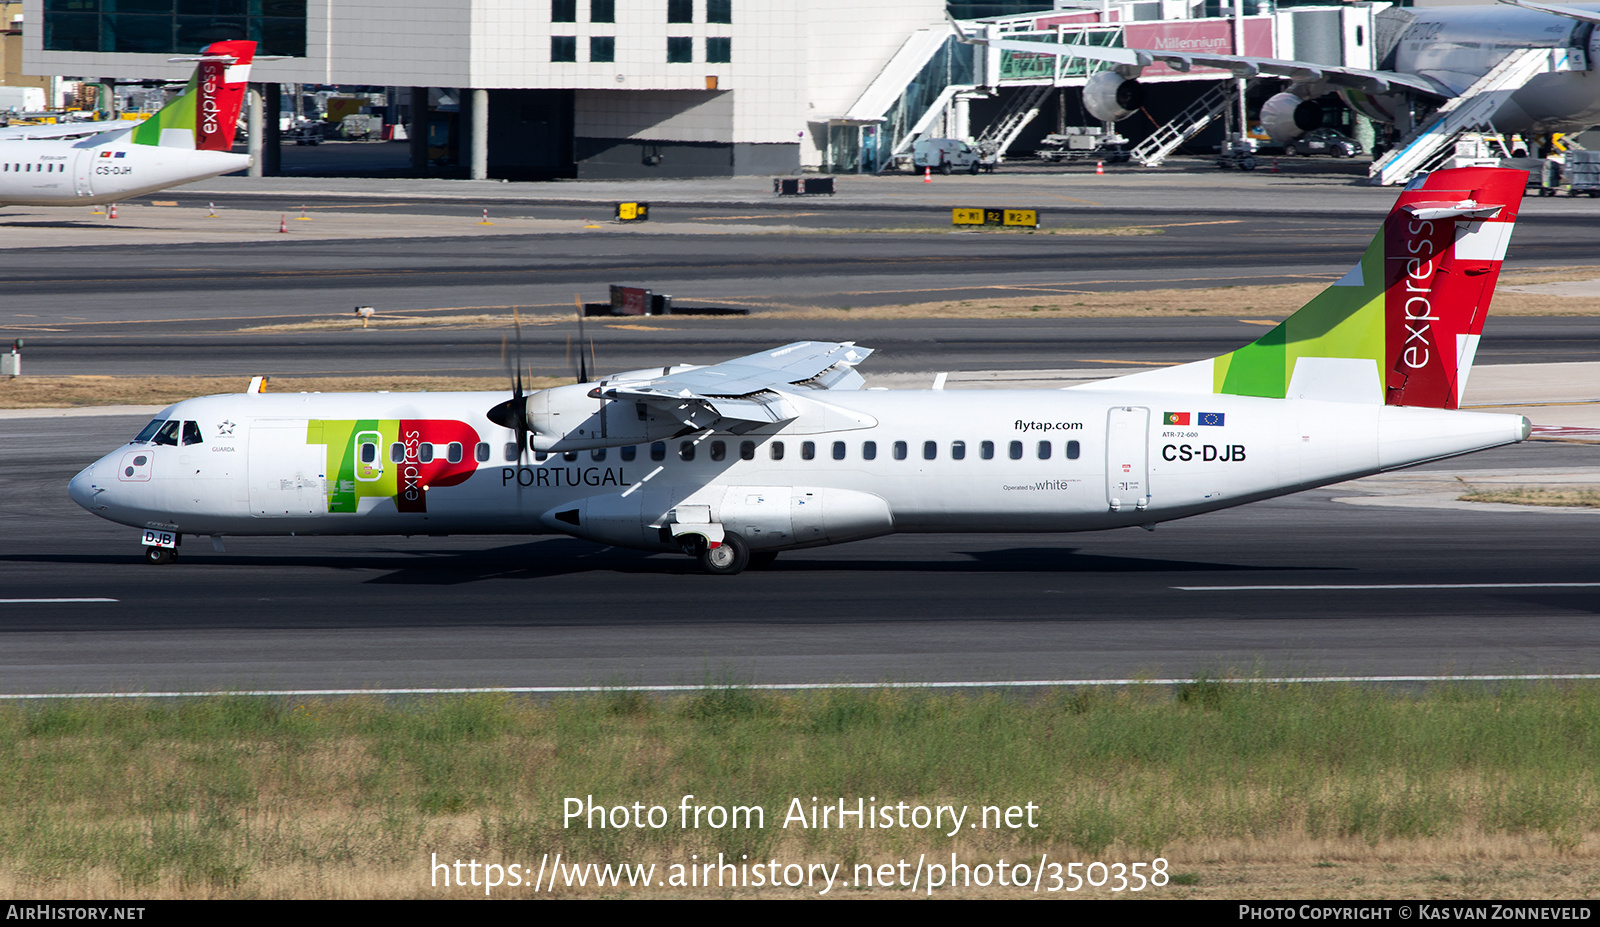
[694,531,750,575]
[144,545,177,565]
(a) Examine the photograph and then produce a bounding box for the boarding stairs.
[974,83,1053,163]
[1368,46,1560,186]
[1130,82,1231,167]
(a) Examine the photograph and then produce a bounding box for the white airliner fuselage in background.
[69,168,1533,574]
[0,39,254,207]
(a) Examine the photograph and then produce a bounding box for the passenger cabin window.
[152,420,181,446]
[591,448,606,462]
[679,441,695,461]
[563,451,579,461]
[770,441,785,461]
[1037,441,1052,460]
[447,442,463,463]
[862,441,876,460]
[981,440,995,460]
[710,441,726,461]
[621,445,638,461]
[739,441,755,460]
[535,451,549,462]
[419,443,435,463]
[477,442,491,462]
[923,440,937,460]
[832,441,846,460]
[951,440,966,460]
[360,443,377,464]
[1066,440,1081,460]
[1009,441,1023,460]
[651,441,667,461]
[893,441,907,460]
[801,441,815,460]
[391,443,405,463]
[504,443,518,462]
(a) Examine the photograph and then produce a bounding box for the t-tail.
[1082,167,1526,409]
[127,40,255,152]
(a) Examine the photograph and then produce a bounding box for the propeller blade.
[582,296,595,385]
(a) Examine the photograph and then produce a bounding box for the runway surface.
[2,415,1597,694]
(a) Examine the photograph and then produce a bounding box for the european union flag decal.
[1198,412,1226,426]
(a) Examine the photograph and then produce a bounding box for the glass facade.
[590,35,614,63]
[43,0,307,56]
[666,35,691,62]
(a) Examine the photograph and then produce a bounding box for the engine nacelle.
[1083,71,1144,123]
[523,383,685,452]
[1260,92,1323,144]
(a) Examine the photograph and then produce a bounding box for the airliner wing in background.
[1497,0,1600,26]
[953,24,1450,97]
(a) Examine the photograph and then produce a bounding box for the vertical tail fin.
[1082,167,1526,409]
[130,40,256,151]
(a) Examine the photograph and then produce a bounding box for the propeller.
[573,293,593,385]
[486,306,532,458]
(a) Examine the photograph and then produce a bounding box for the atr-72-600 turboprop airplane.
[0,40,253,207]
[70,168,1529,574]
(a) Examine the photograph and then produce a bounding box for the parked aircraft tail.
[1080,167,1526,409]
[128,40,255,152]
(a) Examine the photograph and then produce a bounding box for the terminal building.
[17,0,1386,178]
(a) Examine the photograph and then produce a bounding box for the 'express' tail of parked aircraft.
[1075,167,1524,411]
[0,40,254,207]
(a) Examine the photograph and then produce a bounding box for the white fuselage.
[68,389,1529,551]
[0,133,249,207]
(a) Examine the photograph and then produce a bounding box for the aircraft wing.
[1497,0,1600,26]
[599,341,873,426]
[0,121,132,141]
[966,32,1451,98]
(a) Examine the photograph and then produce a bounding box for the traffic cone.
[1271,158,1279,173]
[279,214,288,233]
[206,201,218,218]
[478,208,493,226]
[108,203,117,219]
[1095,160,1104,175]
[923,166,932,183]
[296,204,311,221]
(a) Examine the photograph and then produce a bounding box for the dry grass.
[3,686,1600,899]
[0,375,568,409]
[239,313,546,334]
[1459,488,1600,508]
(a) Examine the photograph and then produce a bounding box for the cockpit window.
[151,420,181,447]
[182,421,203,446]
[133,419,165,443]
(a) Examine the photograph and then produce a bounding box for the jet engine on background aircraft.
[1083,70,1144,122]
[1259,92,1324,144]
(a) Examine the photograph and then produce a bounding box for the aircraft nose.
[68,462,102,512]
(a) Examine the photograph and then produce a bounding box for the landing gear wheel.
[747,551,779,570]
[697,532,750,575]
[144,546,176,565]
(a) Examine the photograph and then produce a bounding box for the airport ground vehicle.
[911,138,988,174]
[1284,129,1364,158]
[70,168,1529,574]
